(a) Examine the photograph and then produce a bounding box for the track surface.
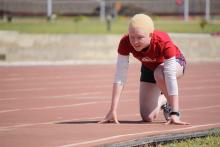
[0,62,220,147]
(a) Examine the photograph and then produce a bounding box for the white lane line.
[182,78,220,83]
[39,93,105,100]
[28,102,98,111]
[183,105,220,111]
[185,73,220,79]
[0,84,110,93]
[0,78,137,93]
[58,123,220,147]
[0,73,113,81]
[0,84,219,93]
[0,76,126,92]
[0,92,219,114]
[0,102,101,114]
[0,91,106,101]
[0,98,17,101]
[0,119,90,131]
[0,99,134,114]
[2,79,112,88]
[0,68,138,78]
[1,90,220,102]
[181,85,220,91]
[0,89,138,102]
[2,77,116,86]
[1,72,219,84]
[0,109,22,114]
[0,117,104,131]
[0,113,140,131]
[181,93,220,98]
[3,77,218,90]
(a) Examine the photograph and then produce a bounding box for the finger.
[111,114,119,124]
[165,120,171,125]
[98,119,110,124]
[115,119,120,124]
[165,119,189,125]
[172,121,190,125]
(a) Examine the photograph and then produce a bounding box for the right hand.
[165,115,190,125]
[98,110,120,124]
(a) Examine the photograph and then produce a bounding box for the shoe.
[161,103,171,121]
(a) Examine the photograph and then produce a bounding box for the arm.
[164,56,179,112]
[164,57,189,125]
[99,54,129,124]
[99,83,123,124]
[110,83,124,113]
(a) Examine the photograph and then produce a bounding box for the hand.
[98,110,120,124]
[165,115,190,125]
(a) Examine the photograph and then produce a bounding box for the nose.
[132,38,138,45]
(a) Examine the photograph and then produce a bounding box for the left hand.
[165,115,190,125]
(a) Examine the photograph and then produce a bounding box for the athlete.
[99,14,190,125]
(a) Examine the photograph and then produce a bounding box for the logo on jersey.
[141,57,156,62]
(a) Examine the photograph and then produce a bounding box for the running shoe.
[161,103,171,121]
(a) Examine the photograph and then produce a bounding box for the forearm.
[111,54,129,111]
[110,83,124,112]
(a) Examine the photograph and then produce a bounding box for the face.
[128,26,152,52]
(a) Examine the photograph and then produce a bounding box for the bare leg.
[139,82,167,122]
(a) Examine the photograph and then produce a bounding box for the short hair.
[129,14,154,34]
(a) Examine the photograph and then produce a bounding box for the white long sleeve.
[164,57,178,95]
[114,54,129,85]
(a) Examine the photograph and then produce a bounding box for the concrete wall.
[0,31,220,63]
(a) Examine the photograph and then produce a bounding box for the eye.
[129,36,134,40]
[138,36,144,40]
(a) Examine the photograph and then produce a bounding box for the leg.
[154,62,184,108]
[139,82,167,122]
[154,61,190,125]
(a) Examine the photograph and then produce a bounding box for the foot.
[161,103,171,121]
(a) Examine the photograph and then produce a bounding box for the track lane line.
[0,99,135,114]
[0,113,140,132]
[58,123,220,147]
[0,84,219,93]
[1,90,220,101]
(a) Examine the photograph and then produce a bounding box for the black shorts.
[140,54,186,83]
[140,65,156,83]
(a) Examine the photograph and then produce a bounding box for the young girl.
[99,14,189,125]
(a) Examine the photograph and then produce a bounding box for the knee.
[154,67,164,83]
[141,114,155,122]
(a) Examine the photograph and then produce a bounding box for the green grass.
[0,16,220,34]
[160,134,220,147]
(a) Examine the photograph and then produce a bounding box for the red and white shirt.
[118,30,182,71]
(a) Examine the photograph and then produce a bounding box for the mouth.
[134,45,141,49]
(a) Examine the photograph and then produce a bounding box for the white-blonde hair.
[129,14,154,34]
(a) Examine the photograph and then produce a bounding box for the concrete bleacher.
[0,31,219,63]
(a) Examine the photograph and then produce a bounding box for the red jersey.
[118,30,182,71]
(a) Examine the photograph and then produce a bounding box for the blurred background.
[0,0,220,63]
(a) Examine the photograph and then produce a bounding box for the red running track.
[0,62,220,147]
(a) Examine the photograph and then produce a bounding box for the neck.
[141,45,150,52]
